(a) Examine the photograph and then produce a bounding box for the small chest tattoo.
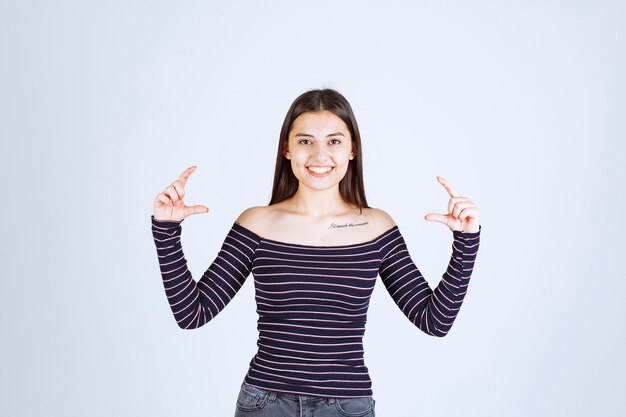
[328,221,369,229]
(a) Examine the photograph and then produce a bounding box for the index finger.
[178,165,197,186]
[437,176,460,198]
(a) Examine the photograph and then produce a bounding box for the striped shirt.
[151,215,481,398]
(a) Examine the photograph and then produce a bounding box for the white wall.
[1,1,624,416]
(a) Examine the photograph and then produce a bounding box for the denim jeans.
[234,381,376,417]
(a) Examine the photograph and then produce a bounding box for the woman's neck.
[286,186,352,219]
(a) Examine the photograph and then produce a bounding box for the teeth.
[308,166,333,174]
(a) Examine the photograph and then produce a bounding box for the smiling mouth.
[307,166,334,176]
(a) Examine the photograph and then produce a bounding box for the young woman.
[151,88,481,417]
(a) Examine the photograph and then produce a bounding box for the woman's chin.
[297,180,341,192]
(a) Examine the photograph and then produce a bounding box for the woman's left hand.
[424,176,481,233]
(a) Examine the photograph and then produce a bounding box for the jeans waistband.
[240,381,372,404]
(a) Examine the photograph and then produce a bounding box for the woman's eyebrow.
[294,132,345,138]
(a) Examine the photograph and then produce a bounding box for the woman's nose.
[312,143,330,157]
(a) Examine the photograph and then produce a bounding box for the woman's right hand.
[153,165,209,222]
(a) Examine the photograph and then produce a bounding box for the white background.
[1,1,624,416]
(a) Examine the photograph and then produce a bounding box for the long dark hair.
[269,89,369,214]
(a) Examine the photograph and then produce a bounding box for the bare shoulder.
[235,205,280,236]
[236,206,267,226]
[363,207,397,234]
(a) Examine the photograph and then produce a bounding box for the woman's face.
[285,110,354,191]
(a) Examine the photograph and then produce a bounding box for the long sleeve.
[151,215,261,329]
[377,225,481,337]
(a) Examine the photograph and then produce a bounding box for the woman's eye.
[297,138,341,145]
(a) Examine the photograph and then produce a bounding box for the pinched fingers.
[155,192,175,207]
[451,200,474,219]
[447,196,470,217]
[153,166,198,218]
[164,184,182,205]
[168,166,195,203]
[457,206,479,222]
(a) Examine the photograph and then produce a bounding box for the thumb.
[424,212,448,224]
[185,205,210,217]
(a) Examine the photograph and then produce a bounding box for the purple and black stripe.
[151,215,481,398]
